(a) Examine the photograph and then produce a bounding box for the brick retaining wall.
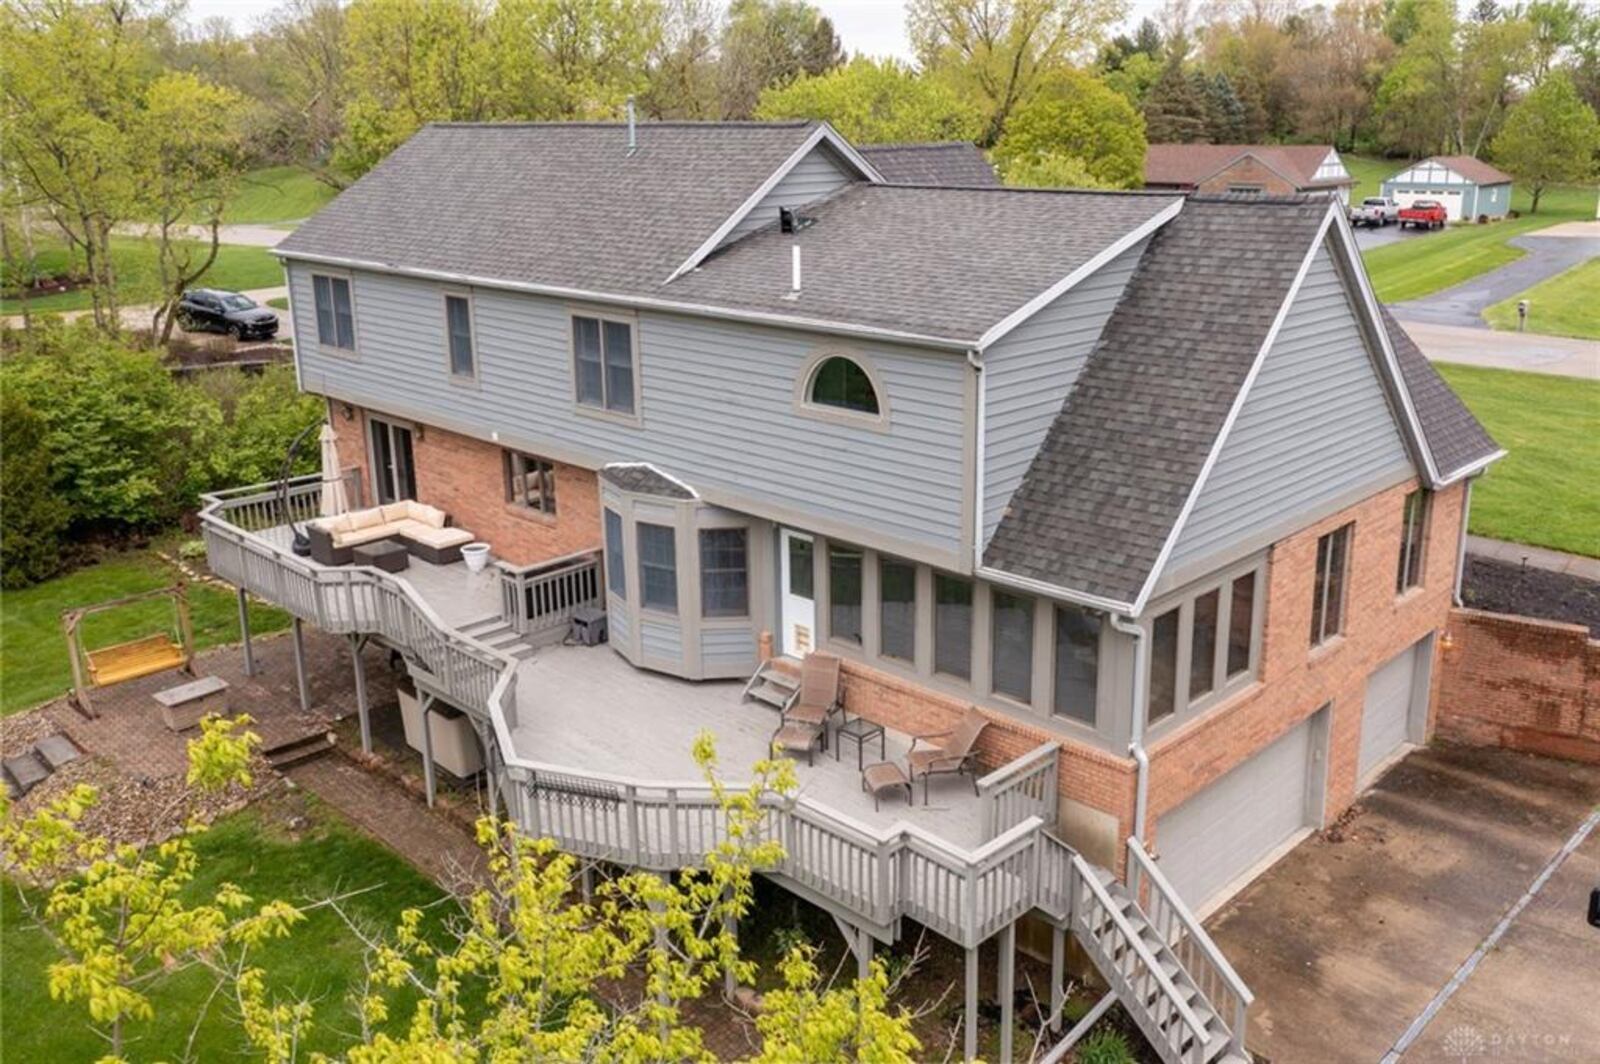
[1436,607,1600,763]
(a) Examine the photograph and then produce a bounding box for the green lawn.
[1362,180,1599,303]
[221,165,338,225]
[2,236,282,315]
[0,549,290,716]
[2,800,455,1060]
[1482,258,1600,340]
[1435,363,1600,558]
[1342,153,1410,202]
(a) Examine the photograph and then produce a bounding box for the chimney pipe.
[790,244,802,295]
[625,96,637,154]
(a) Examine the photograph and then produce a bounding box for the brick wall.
[1196,158,1303,196]
[1436,608,1600,764]
[324,402,602,566]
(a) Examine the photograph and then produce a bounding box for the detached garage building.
[1381,156,1514,221]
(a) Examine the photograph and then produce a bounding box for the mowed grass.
[1363,180,1599,302]
[0,549,289,716]
[2,236,282,315]
[1435,363,1600,557]
[1342,153,1411,202]
[221,165,338,225]
[1,800,456,1060]
[1483,258,1600,340]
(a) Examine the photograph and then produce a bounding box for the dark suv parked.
[176,288,279,340]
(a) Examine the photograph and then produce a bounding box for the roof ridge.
[423,119,817,130]
[859,141,977,151]
[863,182,1181,197]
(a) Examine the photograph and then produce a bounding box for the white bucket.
[461,542,491,574]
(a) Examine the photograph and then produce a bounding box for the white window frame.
[1310,523,1353,648]
[310,271,357,353]
[1396,490,1429,595]
[1145,553,1268,731]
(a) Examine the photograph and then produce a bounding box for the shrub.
[0,392,70,587]
[1076,1028,1136,1064]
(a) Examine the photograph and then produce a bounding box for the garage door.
[1157,717,1316,914]
[1359,637,1429,782]
[1394,188,1465,220]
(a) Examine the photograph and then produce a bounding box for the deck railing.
[495,550,604,641]
[1126,838,1253,1056]
[977,741,1060,840]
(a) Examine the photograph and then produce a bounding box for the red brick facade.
[1193,158,1305,196]
[1436,608,1600,764]
[326,403,602,567]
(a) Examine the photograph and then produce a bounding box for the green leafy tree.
[1202,71,1247,142]
[485,0,662,123]
[994,68,1146,187]
[718,0,844,119]
[909,0,1126,146]
[1375,0,1462,156]
[0,392,69,587]
[1102,50,1161,106]
[998,150,1110,188]
[641,0,723,118]
[1142,57,1210,142]
[1492,71,1600,212]
[755,57,985,143]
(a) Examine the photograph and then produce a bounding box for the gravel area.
[1460,556,1600,635]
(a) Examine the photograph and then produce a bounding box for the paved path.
[3,285,291,339]
[1466,536,1600,581]
[113,221,291,248]
[1391,229,1600,328]
[1396,319,1599,379]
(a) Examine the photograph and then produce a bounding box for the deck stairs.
[460,615,540,661]
[740,660,799,711]
[1071,857,1251,1064]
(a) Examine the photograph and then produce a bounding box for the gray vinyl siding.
[1164,243,1413,575]
[980,238,1148,545]
[607,590,632,648]
[701,625,758,674]
[290,264,968,558]
[1474,183,1511,218]
[640,616,683,663]
[719,144,855,247]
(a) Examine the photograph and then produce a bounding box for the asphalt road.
[1390,228,1600,328]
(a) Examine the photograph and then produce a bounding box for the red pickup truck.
[1399,200,1449,230]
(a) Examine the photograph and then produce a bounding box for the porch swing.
[61,584,195,717]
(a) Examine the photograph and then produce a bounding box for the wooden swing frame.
[61,583,195,718]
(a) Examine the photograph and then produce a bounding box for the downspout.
[1453,479,1474,607]
[1109,612,1150,893]
[968,348,985,569]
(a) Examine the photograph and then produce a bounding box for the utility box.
[571,606,608,647]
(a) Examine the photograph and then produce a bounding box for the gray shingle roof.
[668,184,1182,341]
[276,121,825,296]
[857,143,1000,187]
[983,197,1333,605]
[1379,306,1501,478]
[600,464,695,499]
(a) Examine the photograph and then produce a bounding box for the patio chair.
[785,652,843,740]
[907,708,990,804]
[771,720,825,766]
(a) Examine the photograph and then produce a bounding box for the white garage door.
[1359,637,1429,782]
[1156,718,1316,915]
[1394,188,1465,220]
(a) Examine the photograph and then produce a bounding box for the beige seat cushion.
[402,523,473,549]
[404,502,447,528]
[332,523,400,549]
[380,502,413,523]
[346,507,385,531]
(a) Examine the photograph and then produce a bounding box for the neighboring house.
[207,119,1502,1064]
[857,141,1000,187]
[1382,156,1514,221]
[1145,143,1357,202]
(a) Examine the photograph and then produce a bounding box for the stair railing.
[1127,838,1253,1057]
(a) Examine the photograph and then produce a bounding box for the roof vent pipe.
[789,245,802,297]
[625,96,637,155]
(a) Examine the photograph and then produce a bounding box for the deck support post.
[998,922,1016,1064]
[964,945,979,1062]
[857,931,873,982]
[350,635,371,754]
[236,588,255,676]
[1049,923,1065,1033]
[485,727,500,819]
[420,692,437,807]
[580,865,594,902]
[290,616,310,711]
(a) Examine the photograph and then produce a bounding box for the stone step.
[3,753,51,798]
[458,615,508,636]
[34,734,81,771]
[264,732,335,770]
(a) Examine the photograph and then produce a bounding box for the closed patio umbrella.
[319,422,349,517]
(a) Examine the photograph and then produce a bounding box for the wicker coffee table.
[353,538,410,573]
[861,761,912,811]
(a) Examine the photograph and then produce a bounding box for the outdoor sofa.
[308,501,475,566]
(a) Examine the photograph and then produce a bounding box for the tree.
[1201,70,1247,141]
[718,0,844,119]
[641,0,722,118]
[1492,71,1600,212]
[1142,57,1211,142]
[908,0,1125,146]
[1374,0,1462,156]
[1288,0,1394,149]
[1001,150,1112,188]
[0,393,69,588]
[485,0,662,123]
[993,68,1146,187]
[754,57,984,144]
[254,0,349,179]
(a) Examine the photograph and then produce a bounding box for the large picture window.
[828,545,863,645]
[312,275,354,349]
[1311,523,1352,646]
[604,509,625,599]
[699,529,748,618]
[504,451,556,515]
[638,523,677,613]
[1396,490,1429,593]
[991,590,1034,704]
[879,556,916,662]
[573,314,636,415]
[933,574,973,680]
[1053,605,1099,725]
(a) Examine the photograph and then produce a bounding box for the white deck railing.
[978,741,1060,840]
[495,549,603,641]
[201,477,1076,949]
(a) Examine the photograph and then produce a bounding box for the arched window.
[809,356,880,415]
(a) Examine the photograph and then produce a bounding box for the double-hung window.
[312,275,354,349]
[1311,523,1353,646]
[1396,490,1428,593]
[638,523,677,613]
[699,529,748,618]
[604,509,626,599]
[445,294,475,377]
[878,556,916,662]
[573,314,636,416]
[504,451,556,515]
[828,545,863,645]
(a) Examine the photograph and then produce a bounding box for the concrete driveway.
[1203,743,1600,1063]
[1395,320,1599,380]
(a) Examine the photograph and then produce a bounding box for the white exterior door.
[1359,637,1428,783]
[779,529,816,658]
[1156,717,1317,915]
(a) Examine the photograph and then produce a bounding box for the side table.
[834,714,886,771]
